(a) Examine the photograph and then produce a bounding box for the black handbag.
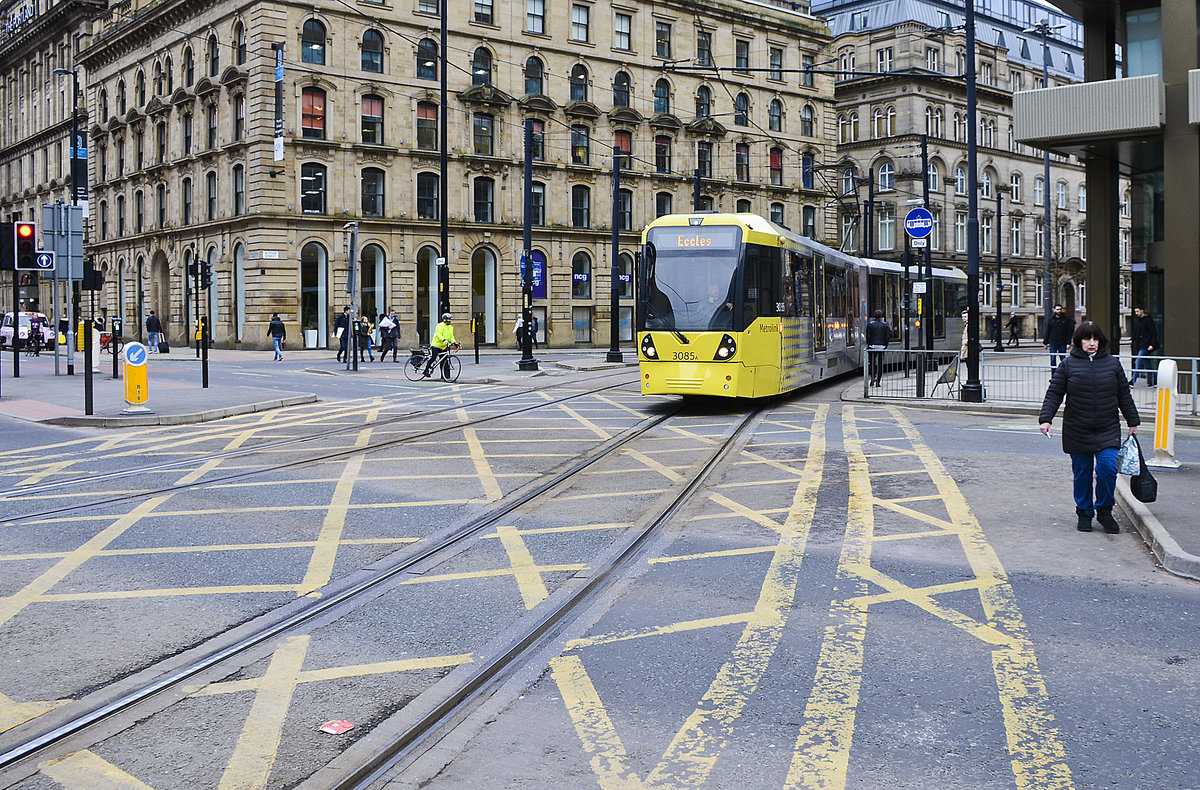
[1130,435,1158,503]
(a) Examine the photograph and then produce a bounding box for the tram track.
[0,398,762,787]
[0,375,639,524]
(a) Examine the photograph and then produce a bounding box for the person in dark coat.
[334,307,351,362]
[1038,321,1140,533]
[146,310,163,352]
[1129,305,1158,387]
[1005,314,1022,347]
[1042,303,1075,369]
[268,313,286,361]
[865,310,891,386]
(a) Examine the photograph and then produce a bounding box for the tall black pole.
[84,260,94,414]
[993,188,1006,351]
[438,0,449,323]
[518,120,537,371]
[961,0,983,402]
[903,235,911,353]
[11,271,19,378]
[865,167,875,257]
[193,250,201,359]
[921,134,933,353]
[607,147,623,362]
[693,169,701,211]
[1038,24,1053,342]
[202,282,210,387]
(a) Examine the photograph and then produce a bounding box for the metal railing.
[864,348,1200,416]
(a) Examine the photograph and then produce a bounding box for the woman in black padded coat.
[1038,322,1140,533]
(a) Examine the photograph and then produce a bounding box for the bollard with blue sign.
[121,342,153,414]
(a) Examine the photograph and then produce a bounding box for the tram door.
[813,254,826,352]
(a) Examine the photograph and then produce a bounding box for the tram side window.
[742,245,761,327]
[789,252,813,317]
[742,244,782,327]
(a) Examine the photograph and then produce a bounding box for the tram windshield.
[642,226,742,332]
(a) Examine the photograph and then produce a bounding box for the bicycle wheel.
[441,355,461,383]
[402,353,427,382]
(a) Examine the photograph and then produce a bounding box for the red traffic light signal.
[13,222,37,271]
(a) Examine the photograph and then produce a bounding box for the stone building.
[71,0,836,350]
[815,0,1133,339]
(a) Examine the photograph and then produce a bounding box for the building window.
[302,88,325,139]
[417,172,439,219]
[614,130,632,169]
[655,22,671,58]
[184,48,194,85]
[878,162,894,191]
[877,206,895,250]
[527,0,544,33]
[301,163,326,213]
[695,86,711,118]
[1034,177,1045,206]
[362,30,384,72]
[1056,181,1066,208]
[473,114,494,156]
[572,251,592,298]
[736,199,752,213]
[135,190,144,233]
[925,106,943,137]
[927,46,941,72]
[206,105,218,149]
[769,202,783,224]
[696,30,712,66]
[801,152,814,189]
[572,185,590,228]
[206,171,217,220]
[474,0,493,24]
[734,93,749,126]
[135,130,145,170]
[770,47,784,81]
[525,57,544,95]
[801,53,814,86]
[233,164,245,215]
[955,211,967,251]
[472,48,492,86]
[618,188,633,231]
[981,215,992,254]
[362,95,384,144]
[841,168,856,196]
[235,23,247,65]
[571,125,590,165]
[801,104,815,137]
[570,64,589,102]
[182,179,192,225]
[571,4,590,42]
[473,177,494,223]
[362,168,385,217]
[1077,184,1087,211]
[697,141,712,178]
[613,71,631,108]
[157,184,166,226]
[981,271,994,306]
[417,39,437,80]
[208,34,220,76]
[531,182,545,225]
[981,171,992,198]
[877,46,893,72]
[769,100,783,132]
[654,79,670,114]
[769,148,783,186]
[656,192,673,217]
[930,209,941,250]
[839,48,856,77]
[735,143,750,181]
[615,13,632,50]
[117,195,125,235]
[233,95,245,140]
[841,213,857,251]
[302,20,325,65]
[802,206,816,236]
[927,162,940,192]
[416,101,437,149]
[1011,217,1023,256]
[1035,221,1045,257]
[735,40,750,73]
[955,167,966,194]
[531,119,544,159]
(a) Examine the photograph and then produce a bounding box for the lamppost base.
[605,351,624,363]
[517,359,539,371]
[992,342,1006,352]
[960,382,984,403]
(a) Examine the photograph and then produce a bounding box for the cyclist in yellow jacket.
[423,313,458,377]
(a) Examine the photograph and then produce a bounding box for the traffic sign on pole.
[903,207,934,239]
[122,342,153,413]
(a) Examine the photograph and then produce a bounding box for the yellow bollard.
[1148,358,1180,468]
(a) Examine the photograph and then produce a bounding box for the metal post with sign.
[904,207,934,397]
[121,342,153,414]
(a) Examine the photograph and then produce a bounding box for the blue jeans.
[1130,348,1156,385]
[273,337,283,359]
[1071,448,1118,515]
[1048,343,1067,369]
[148,331,160,351]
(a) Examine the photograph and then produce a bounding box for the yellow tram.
[636,213,965,398]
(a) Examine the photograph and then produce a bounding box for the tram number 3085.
[671,351,698,360]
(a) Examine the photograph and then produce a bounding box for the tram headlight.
[640,334,658,359]
[713,334,737,361]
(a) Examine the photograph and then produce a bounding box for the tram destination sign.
[903,208,934,239]
[649,226,741,251]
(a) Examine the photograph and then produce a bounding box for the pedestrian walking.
[1042,303,1075,370]
[1038,321,1140,534]
[989,315,1000,344]
[1129,306,1158,387]
[865,310,890,387]
[357,314,374,362]
[959,310,970,360]
[146,310,163,352]
[514,316,526,349]
[530,314,540,349]
[334,307,351,362]
[1006,314,1022,347]
[377,312,396,362]
[268,313,286,361]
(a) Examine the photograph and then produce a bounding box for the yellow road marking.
[622,449,685,482]
[0,496,171,629]
[0,690,71,733]
[218,636,310,790]
[649,546,776,564]
[400,564,585,585]
[173,457,225,486]
[41,750,155,789]
[551,404,612,439]
[297,447,367,597]
[566,613,755,651]
[0,538,417,563]
[496,526,550,609]
[41,585,302,602]
[462,425,502,502]
[550,655,647,790]
[193,653,473,696]
[14,460,75,488]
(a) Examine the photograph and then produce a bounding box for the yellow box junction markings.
[783,405,1072,790]
[551,404,828,790]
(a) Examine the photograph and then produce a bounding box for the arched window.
[736,198,752,213]
[99,90,109,122]
[301,88,325,139]
[654,79,670,114]
[886,105,896,136]
[208,34,220,76]
[235,23,247,65]
[612,71,630,108]
[525,57,544,95]
[927,162,940,192]
[878,161,894,191]
[134,71,144,105]
[955,167,967,194]
[362,167,385,217]
[1034,176,1045,206]
[768,99,783,132]
[695,85,711,118]
[734,93,749,125]
[841,167,857,196]
[300,242,328,342]
[417,39,437,80]
[655,192,673,217]
[302,20,325,64]
[572,251,592,298]
[472,48,492,86]
[1010,173,1022,202]
[570,64,588,102]
[164,56,173,93]
[301,162,327,213]
[925,106,943,137]
[184,48,194,86]
[873,107,885,138]
[981,170,993,198]
[800,104,815,137]
[362,30,384,73]
[117,81,126,114]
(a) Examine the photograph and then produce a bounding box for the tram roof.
[861,257,967,282]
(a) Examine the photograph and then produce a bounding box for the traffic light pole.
[10,267,18,379]
[202,286,209,389]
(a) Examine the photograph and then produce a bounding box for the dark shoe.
[1076,509,1094,532]
[1096,508,1120,534]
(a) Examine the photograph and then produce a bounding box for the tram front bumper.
[641,362,742,397]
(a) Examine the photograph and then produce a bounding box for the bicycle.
[402,344,461,382]
[23,334,41,356]
[100,332,125,353]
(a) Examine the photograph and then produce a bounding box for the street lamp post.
[961,0,983,402]
[992,184,1010,352]
[54,67,79,377]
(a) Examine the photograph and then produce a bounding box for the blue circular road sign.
[35,253,54,269]
[904,208,934,239]
[124,343,148,367]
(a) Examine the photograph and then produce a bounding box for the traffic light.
[201,261,213,290]
[0,221,11,270]
[13,221,36,271]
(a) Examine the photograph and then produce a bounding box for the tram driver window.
[787,252,813,317]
